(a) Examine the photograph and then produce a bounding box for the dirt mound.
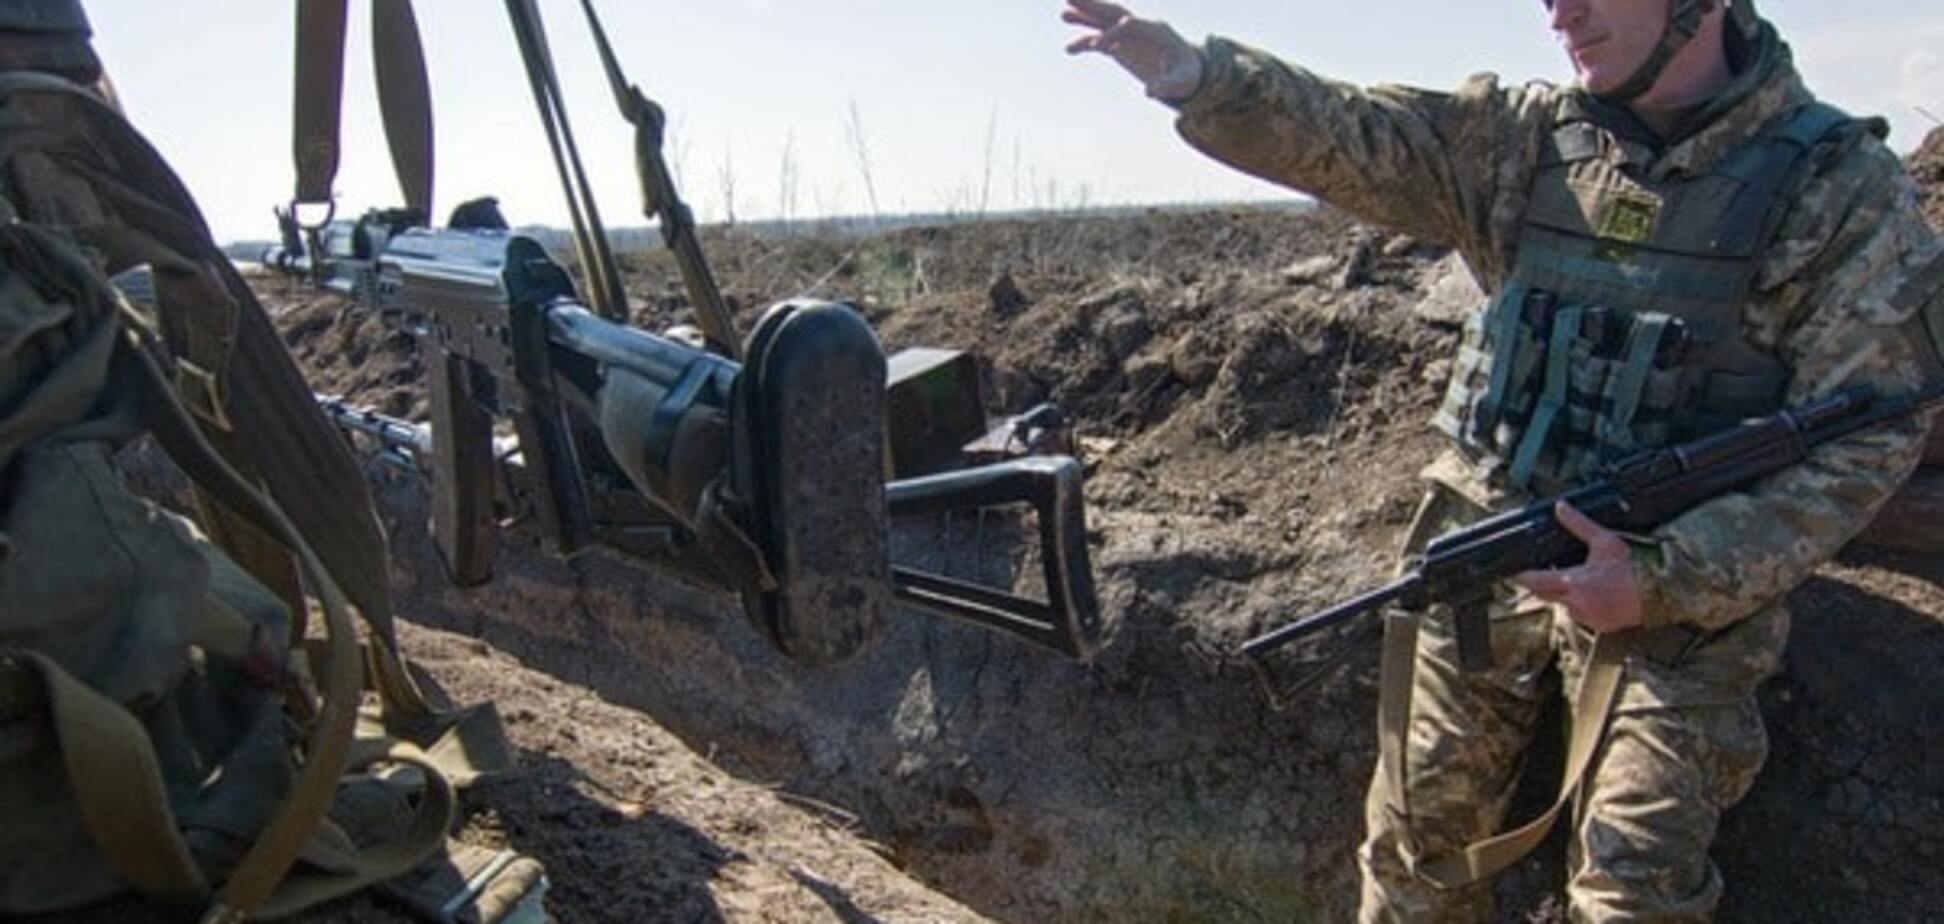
[265,275,426,418]
[309,619,987,924]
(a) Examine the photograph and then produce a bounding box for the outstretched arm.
[1063,6,1557,276]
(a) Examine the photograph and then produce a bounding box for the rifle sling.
[372,0,435,217]
[572,0,739,356]
[502,0,629,322]
[292,0,348,207]
[8,650,211,904]
[292,0,434,217]
[1379,611,1630,889]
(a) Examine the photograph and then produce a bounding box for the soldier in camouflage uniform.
[1067,0,1941,919]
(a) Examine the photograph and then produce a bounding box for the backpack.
[0,74,537,922]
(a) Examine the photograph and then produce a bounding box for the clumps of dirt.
[288,619,987,924]
[262,271,426,418]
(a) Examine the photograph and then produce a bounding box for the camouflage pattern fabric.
[1354,487,1780,921]
[1167,23,1939,921]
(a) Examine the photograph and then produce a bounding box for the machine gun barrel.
[318,395,432,460]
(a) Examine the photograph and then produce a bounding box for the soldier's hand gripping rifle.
[1241,382,1944,678]
[268,211,1101,663]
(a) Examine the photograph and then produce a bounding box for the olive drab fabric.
[0,71,405,671]
[0,52,501,758]
[0,218,302,911]
[1430,101,1851,496]
[1166,16,1940,922]
[0,69,521,919]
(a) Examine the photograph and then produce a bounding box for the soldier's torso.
[1434,102,1851,496]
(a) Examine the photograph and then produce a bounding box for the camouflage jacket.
[1170,32,1942,632]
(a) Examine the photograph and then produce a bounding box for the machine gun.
[1242,381,1944,677]
[266,212,1100,663]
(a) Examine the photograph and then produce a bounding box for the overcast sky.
[86,1,1944,244]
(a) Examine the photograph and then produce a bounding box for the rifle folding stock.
[294,219,1102,662]
[1242,383,1942,675]
[887,456,1100,659]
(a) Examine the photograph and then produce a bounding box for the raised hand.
[1061,0,1204,101]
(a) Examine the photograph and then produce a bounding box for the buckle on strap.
[175,357,232,433]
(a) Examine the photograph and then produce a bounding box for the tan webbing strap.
[1380,619,1632,889]
[1417,631,1628,886]
[295,0,437,217]
[253,741,458,920]
[375,685,511,789]
[7,651,211,904]
[116,336,364,924]
[305,637,515,789]
[574,0,739,355]
[371,0,434,217]
[366,637,513,783]
[72,203,240,434]
[293,0,349,208]
[1376,610,1420,850]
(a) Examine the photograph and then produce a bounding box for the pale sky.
[85,1,1944,244]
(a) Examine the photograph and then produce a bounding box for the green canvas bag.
[0,220,501,921]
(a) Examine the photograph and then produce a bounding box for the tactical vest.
[1433,101,1854,495]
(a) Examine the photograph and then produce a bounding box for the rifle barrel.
[1241,575,1417,659]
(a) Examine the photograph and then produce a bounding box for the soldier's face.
[1547,0,1672,94]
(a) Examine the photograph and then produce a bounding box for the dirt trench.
[231,133,1944,922]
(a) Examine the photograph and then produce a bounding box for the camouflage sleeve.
[1169,36,1555,280]
[1633,137,1942,632]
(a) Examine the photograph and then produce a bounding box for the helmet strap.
[1592,0,1717,104]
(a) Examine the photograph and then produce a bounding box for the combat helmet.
[0,0,97,80]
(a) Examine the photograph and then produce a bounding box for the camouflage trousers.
[1356,486,1787,922]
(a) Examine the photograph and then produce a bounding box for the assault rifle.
[264,210,1101,663]
[1242,382,1944,674]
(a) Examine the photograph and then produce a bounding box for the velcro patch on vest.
[1595,191,1661,245]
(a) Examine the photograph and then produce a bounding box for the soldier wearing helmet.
[1069,0,1939,919]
